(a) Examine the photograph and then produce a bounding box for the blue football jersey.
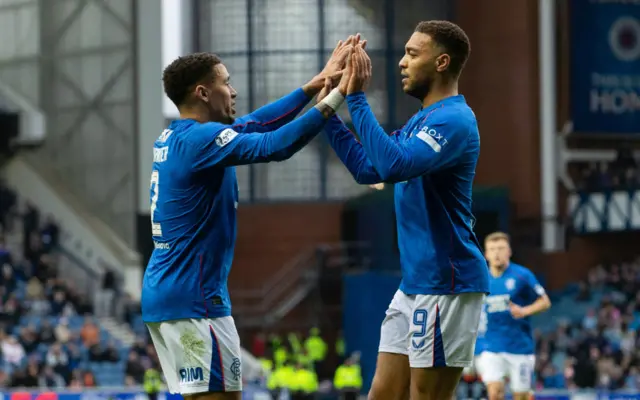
[325,94,489,295]
[484,263,546,355]
[141,89,330,322]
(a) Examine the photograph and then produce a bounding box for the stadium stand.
[0,182,159,389]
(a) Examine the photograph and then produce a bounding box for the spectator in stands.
[2,334,25,368]
[29,293,51,316]
[11,359,39,388]
[39,319,56,344]
[122,293,141,327]
[583,308,598,331]
[26,275,44,300]
[101,340,121,362]
[576,281,591,302]
[66,343,82,371]
[125,350,146,384]
[2,292,22,327]
[80,317,99,348]
[253,332,267,358]
[55,317,71,344]
[17,326,38,354]
[46,342,71,383]
[39,365,66,389]
[82,370,98,387]
[95,269,117,318]
[0,237,11,266]
[626,366,640,389]
[40,216,59,252]
[1,263,16,293]
[131,336,148,357]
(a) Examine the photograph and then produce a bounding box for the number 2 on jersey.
[150,170,162,236]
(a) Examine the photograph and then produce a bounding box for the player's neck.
[178,105,212,124]
[421,81,458,109]
[489,264,508,278]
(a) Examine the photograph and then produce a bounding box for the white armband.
[319,88,345,112]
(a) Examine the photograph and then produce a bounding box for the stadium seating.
[0,183,155,389]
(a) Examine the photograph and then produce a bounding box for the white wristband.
[320,88,345,112]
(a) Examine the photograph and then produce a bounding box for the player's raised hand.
[320,35,359,82]
[317,76,333,103]
[337,46,355,96]
[347,44,372,94]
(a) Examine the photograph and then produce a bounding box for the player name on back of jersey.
[154,147,169,163]
[153,128,173,163]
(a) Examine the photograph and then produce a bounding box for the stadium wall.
[455,0,541,219]
[229,202,343,290]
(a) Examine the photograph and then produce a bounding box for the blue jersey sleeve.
[232,88,310,133]
[346,92,469,182]
[324,115,383,184]
[190,107,326,169]
[524,270,547,299]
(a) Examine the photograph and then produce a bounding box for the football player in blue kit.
[476,232,551,400]
[141,40,357,400]
[320,22,490,399]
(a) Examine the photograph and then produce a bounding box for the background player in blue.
[319,22,490,399]
[141,42,356,400]
[478,232,551,400]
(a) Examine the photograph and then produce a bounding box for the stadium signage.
[570,0,640,134]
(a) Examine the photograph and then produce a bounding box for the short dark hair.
[415,20,470,78]
[162,52,222,107]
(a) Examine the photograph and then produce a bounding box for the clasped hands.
[305,34,372,102]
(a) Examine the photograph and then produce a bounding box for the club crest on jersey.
[215,129,238,147]
[505,278,516,291]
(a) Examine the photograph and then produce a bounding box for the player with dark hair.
[141,40,357,400]
[320,22,490,399]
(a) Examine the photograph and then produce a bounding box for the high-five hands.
[307,35,358,98]
[319,34,368,101]
[337,39,371,96]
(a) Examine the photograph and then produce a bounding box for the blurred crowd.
[0,182,160,389]
[572,148,640,192]
[534,258,640,391]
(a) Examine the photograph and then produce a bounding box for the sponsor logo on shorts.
[179,367,204,383]
[230,357,242,380]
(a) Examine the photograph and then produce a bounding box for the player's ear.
[195,84,209,102]
[435,53,450,73]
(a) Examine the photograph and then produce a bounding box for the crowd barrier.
[4,389,640,400]
[0,387,271,400]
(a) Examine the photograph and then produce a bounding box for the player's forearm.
[301,75,325,98]
[523,295,551,317]
[259,104,336,162]
[236,88,310,131]
[325,116,382,184]
[346,92,412,182]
